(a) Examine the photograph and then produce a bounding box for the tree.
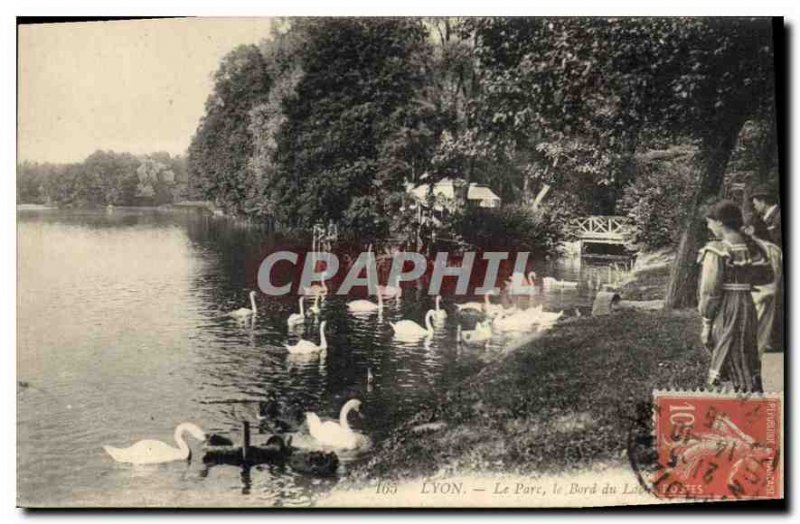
[655,18,776,308]
[265,18,436,240]
[82,150,140,205]
[187,45,272,215]
[458,17,776,306]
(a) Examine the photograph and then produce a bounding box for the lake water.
[17,207,627,507]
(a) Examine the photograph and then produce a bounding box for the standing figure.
[697,201,773,392]
[750,185,782,247]
[749,185,784,353]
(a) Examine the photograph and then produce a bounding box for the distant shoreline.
[16,204,57,211]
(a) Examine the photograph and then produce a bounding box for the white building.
[407,177,502,210]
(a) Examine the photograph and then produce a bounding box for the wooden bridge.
[573,216,629,245]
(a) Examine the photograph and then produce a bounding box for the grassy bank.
[348,309,707,482]
[617,264,671,301]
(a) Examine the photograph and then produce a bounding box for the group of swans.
[455,289,514,317]
[104,398,369,465]
[493,305,564,332]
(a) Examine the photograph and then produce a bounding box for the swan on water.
[306,399,366,450]
[287,297,306,327]
[456,292,491,313]
[103,422,206,465]
[285,321,328,355]
[492,305,544,331]
[303,273,329,298]
[378,284,402,300]
[390,309,435,339]
[542,277,579,289]
[309,294,321,315]
[538,310,564,325]
[459,320,492,344]
[483,293,506,317]
[508,271,537,295]
[347,289,383,313]
[433,295,447,323]
[229,291,257,317]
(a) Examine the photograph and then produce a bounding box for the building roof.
[408,177,501,203]
[467,184,501,202]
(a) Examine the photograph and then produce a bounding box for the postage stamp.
[652,390,783,500]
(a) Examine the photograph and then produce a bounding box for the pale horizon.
[17,17,274,164]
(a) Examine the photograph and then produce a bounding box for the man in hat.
[751,185,782,247]
[749,184,783,354]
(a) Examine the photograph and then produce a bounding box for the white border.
[4,2,799,523]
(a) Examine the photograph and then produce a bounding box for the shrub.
[618,148,697,250]
[451,204,566,254]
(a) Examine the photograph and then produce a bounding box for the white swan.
[484,293,506,317]
[347,289,383,313]
[309,294,321,315]
[460,320,492,344]
[390,309,435,339]
[492,305,544,331]
[229,291,257,317]
[285,321,328,355]
[378,284,402,300]
[538,310,564,325]
[542,277,579,289]
[456,293,491,313]
[303,273,329,298]
[433,295,447,322]
[508,271,537,295]
[287,297,306,327]
[103,422,206,465]
[306,399,365,450]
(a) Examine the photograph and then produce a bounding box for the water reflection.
[18,207,631,506]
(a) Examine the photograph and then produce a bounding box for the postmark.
[651,390,782,500]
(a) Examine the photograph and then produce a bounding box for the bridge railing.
[573,216,630,240]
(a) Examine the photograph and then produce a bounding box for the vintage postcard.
[17,16,785,508]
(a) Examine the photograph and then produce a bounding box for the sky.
[18,17,274,163]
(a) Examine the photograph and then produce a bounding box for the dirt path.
[762,352,784,392]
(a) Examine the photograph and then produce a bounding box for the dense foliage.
[184,17,777,274]
[187,45,273,216]
[17,151,187,207]
[618,146,698,250]
[453,204,569,254]
[23,17,778,274]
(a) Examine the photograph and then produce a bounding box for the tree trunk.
[663,123,745,309]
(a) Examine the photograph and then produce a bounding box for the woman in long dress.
[698,200,773,392]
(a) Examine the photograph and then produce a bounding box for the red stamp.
[653,390,782,500]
